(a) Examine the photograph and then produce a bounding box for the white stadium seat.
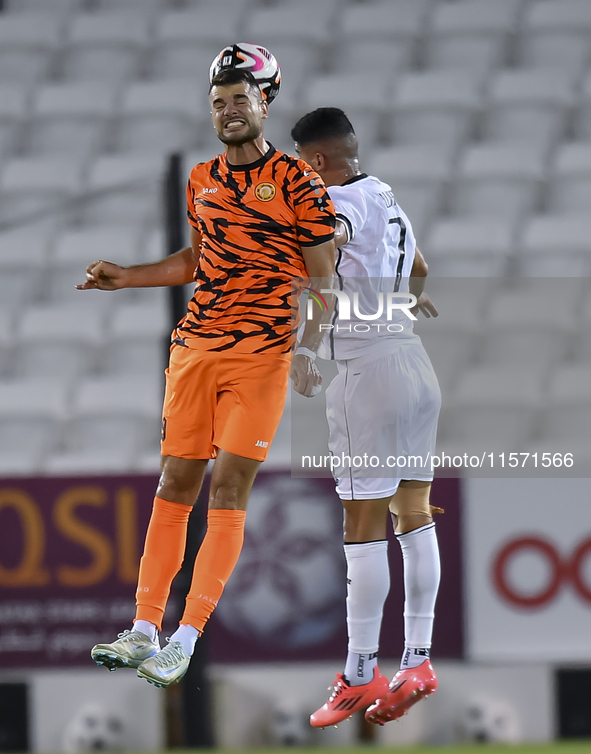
[424,0,522,74]
[388,70,483,148]
[339,0,430,41]
[366,145,455,237]
[104,300,170,378]
[517,214,591,276]
[0,229,49,310]
[444,365,545,449]
[113,79,203,154]
[573,70,591,140]
[518,0,591,74]
[14,303,107,381]
[59,11,152,81]
[244,1,339,46]
[450,143,547,219]
[481,69,576,148]
[546,142,591,214]
[27,82,121,157]
[538,364,591,442]
[424,217,515,276]
[81,154,167,226]
[0,156,84,231]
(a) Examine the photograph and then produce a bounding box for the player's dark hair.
[291,107,356,145]
[209,67,261,98]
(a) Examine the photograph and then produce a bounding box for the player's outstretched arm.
[76,229,201,291]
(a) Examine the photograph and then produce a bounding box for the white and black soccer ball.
[458,696,520,744]
[209,42,281,104]
[63,703,125,753]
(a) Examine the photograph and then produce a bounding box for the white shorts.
[325,343,441,500]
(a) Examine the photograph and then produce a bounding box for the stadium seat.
[331,39,413,78]
[26,82,120,157]
[43,375,164,473]
[423,0,521,74]
[113,79,203,154]
[80,154,167,226]
[244,1,339,46]
[476,282,576,372]
[14,302,107,382]
[366,145,455,237]
[449,143,546,219]
[0,156,84,232]
[516,214,591,276]
[0,378,69,475]
[2,0,81,12]
[59,11,152,81]
[338,0,430,42]
[518,0,591,74]
[546,142,591,214]
[444,365,545,449]
[573,70,591,140]
[0,229,50,311]
[423,217,515,276]
[156,8,243,52]
[46,225,144,304]
[302,72,392,145]
[388,70,483,149]
[538,364,591,442]
[481,69,576,148]
[104,300,169,378]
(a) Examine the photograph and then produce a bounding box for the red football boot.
[310,667,389,728]
[365,660,438,725]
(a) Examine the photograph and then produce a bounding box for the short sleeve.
[290,162,336,247]
[327,184,369,243]
[186,166,200,230]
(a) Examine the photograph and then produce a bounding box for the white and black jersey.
[317,173,441,499]
[318,173,421,361]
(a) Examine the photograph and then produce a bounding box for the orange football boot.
[365,660,438,725]
[310,667,389,728]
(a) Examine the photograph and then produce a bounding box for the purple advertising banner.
[0,475,163,669]
[0,473,463,669]
[208,474,463,663]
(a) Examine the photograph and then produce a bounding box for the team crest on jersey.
[254,182,276,202]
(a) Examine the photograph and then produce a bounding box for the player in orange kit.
[81,63,336,687]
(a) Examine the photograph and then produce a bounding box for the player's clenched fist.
[76,260,129,291]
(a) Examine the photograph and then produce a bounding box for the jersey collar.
[225,142,276,171]
[342,172,368,186]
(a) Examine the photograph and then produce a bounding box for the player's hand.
[412,293,438,318]
[76,260,129,291]
[290,353,322,397]
[430,505,444,516]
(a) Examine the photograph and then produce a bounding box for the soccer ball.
[209,43,281,104]
[458,696,520,744]
[63,703,124,753]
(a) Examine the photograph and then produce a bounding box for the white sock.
[133,620,158,643]
[170,623,200,657]
[343,540,390,685]
[396,522,440,669]
[344,651,378,686]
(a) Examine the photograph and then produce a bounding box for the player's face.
[209,82,268,145]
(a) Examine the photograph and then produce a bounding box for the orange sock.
[135,496,192,630]
[181,509,246,632]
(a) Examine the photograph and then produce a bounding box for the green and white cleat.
[136,639,190,688]
[91,629,160,671]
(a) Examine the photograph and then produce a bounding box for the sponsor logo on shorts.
[254,182,276,202]
[255,440,269,448]
[203,187,218,194]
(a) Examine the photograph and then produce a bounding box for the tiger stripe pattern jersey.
[182,145,336,354]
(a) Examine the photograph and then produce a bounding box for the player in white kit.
[291,108,442,727]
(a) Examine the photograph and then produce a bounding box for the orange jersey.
[180,145,335,353]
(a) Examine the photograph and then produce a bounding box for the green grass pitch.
[161,743,591,754]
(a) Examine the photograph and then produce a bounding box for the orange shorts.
[161,343,290,462]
